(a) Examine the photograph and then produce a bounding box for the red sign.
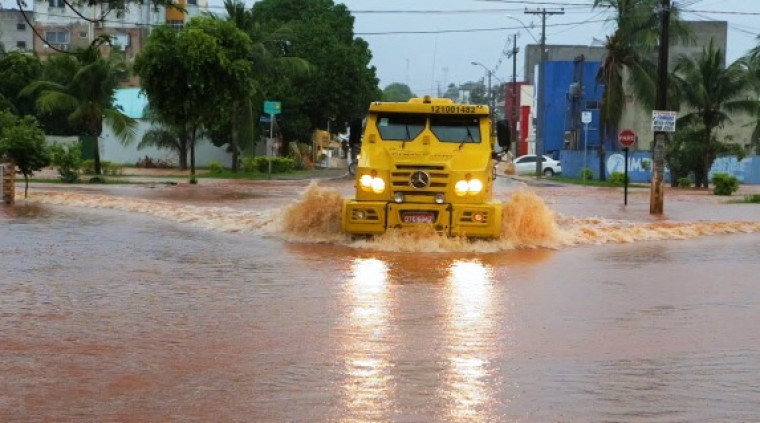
[618,129,636,148]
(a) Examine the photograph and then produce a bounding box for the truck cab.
[341,96,510,238]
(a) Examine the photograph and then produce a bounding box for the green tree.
[135,18,254,181]
[442,83,460,101]
[672,41,757,188]
[21,48,135,177]
[592,0,689,180]
[739,38,760,155]
[382,83,415,102]
[0,52,41,116]
[209,0,309,167]
[252,0,381,143]
[0,111,49,198]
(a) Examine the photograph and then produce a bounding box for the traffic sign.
[581,111,592,124]
[618,129,636,148]
[263,101,281,115]
[652,110,676,132]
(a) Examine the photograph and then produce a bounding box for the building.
[29,0,208,77]
[523,21,739,158]
[0,8,34,53]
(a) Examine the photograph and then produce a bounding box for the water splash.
[20,184,760,252]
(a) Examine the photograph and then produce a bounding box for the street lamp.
[471,61,495,130]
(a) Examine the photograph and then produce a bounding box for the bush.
[677,177,691,188]
[207,160,224,174]
[711,172,739,196]
[580,167,594,180]
[742,194,760,203]
[253,156,295,173]
[48,142,81,183]
[80,159,95,175]
[241,156,257,173]
[608,171,628,186]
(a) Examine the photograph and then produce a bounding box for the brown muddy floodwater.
[1,175,760,422]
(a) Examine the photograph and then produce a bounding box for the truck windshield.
[375,113,426,141]
[430,115,481,143]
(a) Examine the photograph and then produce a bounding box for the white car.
[513,155,562,176]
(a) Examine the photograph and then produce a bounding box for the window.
[111,33,129,48]
[16,41,26,49]
[79,31,88,38]
[48,0,64,7]
[17,23,26,31]
[516,156,536,164]
[187,0,197,5]
[45,30,69,44]
[585,101,600,110]
[167,20,184,30]
[430,115,481,143]
[375,113,426,141]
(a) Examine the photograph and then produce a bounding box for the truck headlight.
[454,177,483,196]
[359,172,386,194]
[371,177,386,193]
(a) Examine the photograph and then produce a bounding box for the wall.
[541,60,603,157]
[560,150,760,184]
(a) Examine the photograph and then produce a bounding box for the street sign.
[264,101,281,115]
[581,111,592,124]
[618,129,636,148]
[652,110,676,132]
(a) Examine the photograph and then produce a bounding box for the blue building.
[538,58,604,158]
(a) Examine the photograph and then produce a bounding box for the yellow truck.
[341,96,511,238]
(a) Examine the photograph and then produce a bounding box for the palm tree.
[21,46,135,176]
[212,0,309,168]
[592,0,687,180]
[739,38,760,155]
[672,40,757,188]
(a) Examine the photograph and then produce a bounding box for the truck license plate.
[402,212,435,224]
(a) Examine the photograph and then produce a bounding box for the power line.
[356,18,611,36]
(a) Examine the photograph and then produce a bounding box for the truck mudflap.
[342,199,503,238]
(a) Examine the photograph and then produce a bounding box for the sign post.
[581,111,592,184]
[651,110,676,214]
[618,129,636,205]
[263,101,282,179]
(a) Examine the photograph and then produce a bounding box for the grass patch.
[728,194,760,204]
[198,168,345,180]
[547,175,648,188]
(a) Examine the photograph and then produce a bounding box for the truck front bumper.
[342,200,503,238]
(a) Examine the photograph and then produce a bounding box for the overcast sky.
[337,0,760,96]
[5,0,759,96]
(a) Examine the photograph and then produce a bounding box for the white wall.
[99,120,232,167]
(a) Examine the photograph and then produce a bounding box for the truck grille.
[391,165,449,196]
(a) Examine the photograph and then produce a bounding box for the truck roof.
[368,96,490,116]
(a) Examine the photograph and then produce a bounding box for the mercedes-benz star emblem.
[410,170,430,189]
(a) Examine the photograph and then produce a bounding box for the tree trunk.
[179,133,188,171]
[190,126,197,183]
[598,124,607,181]
[24,173,29,199]
[231,100,239,172]
[91,135,102,176]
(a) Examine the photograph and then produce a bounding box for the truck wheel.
[543,168,555,177]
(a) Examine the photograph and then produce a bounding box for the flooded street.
[1,176,759,422]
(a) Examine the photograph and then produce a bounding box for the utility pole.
[509,33,520,157]
[651,0,670,214]
[525,7,564,178]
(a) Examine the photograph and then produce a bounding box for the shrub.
[48,142,81,183]
[641,159,652,171]
[608,171,628,186]
[711,172,739,196]
[241,156,257,173]
[207,160,224,174]
[101,161,123,176]
[580,167,594,180]
[677,177,691,188]
[253,156,295,173]
[742,194,760,203]
[80,159,95,175]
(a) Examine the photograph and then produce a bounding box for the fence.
[1,163,15,205]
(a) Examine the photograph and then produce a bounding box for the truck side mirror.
[496,119,511,151]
